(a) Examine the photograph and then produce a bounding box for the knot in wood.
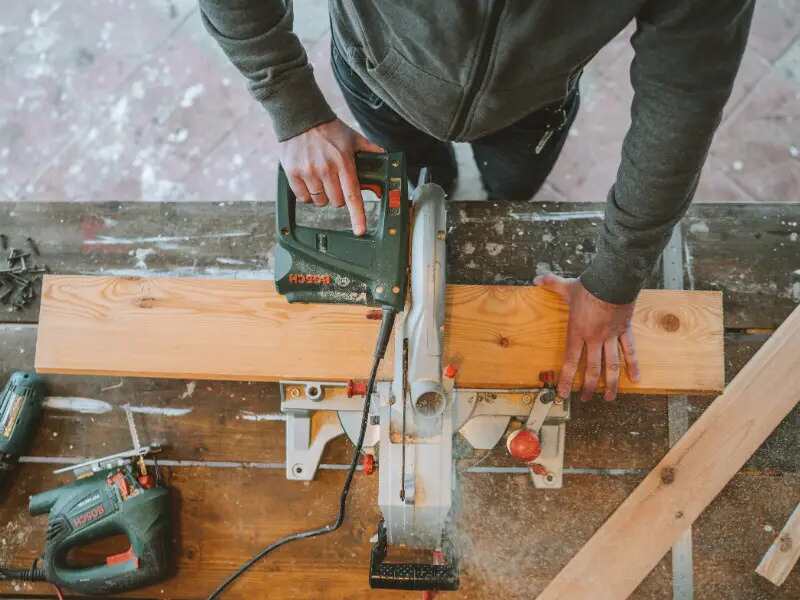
[660,466,675,485]
[661,313,680,332]
[498,335,510,348]
[779,534,793,553]
[137,296,157,309]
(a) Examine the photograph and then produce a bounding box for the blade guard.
[274,152,409,311]
[29,466,172,595]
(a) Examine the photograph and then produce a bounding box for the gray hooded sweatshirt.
[199,0,754,304]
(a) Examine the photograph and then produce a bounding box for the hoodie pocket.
[366,47,462,139]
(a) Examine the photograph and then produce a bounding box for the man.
[199,1,753,402]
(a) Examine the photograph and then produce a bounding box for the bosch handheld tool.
[274,151,410,311]
[0,406,172,596]
[0,372,45,485]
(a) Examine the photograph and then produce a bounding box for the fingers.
[581,343,603,402]
[354,133,385,154]
[603,339,621,402]
[287,174,312,204]
[620,326,641,383]
[305,175,328,207]
[321,168,346,209]
[338,154,367,236]
[533,273,572,302]
[557,331,583,400]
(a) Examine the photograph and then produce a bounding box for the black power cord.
[207,307,397,599]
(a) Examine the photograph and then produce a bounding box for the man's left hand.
[534,273,640,402]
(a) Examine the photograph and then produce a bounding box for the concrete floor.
[0,0,798,204]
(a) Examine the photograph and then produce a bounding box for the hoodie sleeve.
[580,0,754,304]
[198,0,336,141]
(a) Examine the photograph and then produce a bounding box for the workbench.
[0,201,798,599]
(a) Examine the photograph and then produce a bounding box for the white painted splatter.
[462,241,476,255]
[485,242,504,256]
[689,221,709,234]
[509,210,603,222]
[167,128,188,144]
[791,232,798,242]
[541,232,554,243]
[131,80,145,99]
[790,146,799,158]
[123,404,193,417]
[535,262,551,276]
[180,84,205,108]
[100,380,124,392]
[110,96,129,128]
[493,221,504,235]
[96,142,124,162]
[44,397,113,414]
[140,164,184,201]
[132,248,155,269]
[239,411,286,422]
[179,381,196,400]
[85,232,256,245]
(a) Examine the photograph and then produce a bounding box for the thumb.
[534,272,571,300]
[354,132,385,154]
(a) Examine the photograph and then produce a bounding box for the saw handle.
[277,152,394,235]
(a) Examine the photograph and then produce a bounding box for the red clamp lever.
[506,428,542,463]
[346,379,368,398]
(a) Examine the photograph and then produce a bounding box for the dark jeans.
[331,42,580,200]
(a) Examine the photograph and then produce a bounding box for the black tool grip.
[369,561,459,591]
[368,521,459,591]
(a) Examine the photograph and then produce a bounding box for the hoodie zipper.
[450,0,506,139]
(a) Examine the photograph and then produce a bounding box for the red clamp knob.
[506,428,542,463]
[539,370,557,387]
[361,453,375,475]
[346,379,368,397]
[443,364,458,379]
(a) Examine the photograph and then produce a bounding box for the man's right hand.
[280,118,384,236]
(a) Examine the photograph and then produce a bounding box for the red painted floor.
[1,0,798,203]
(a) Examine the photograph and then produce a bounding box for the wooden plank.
[34,276,724,394]
[537,303,800,600]
[757,503,800,586]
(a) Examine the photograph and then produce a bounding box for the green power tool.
[0,404,172,596]
[0,371,45,485]
[274,152,410,311]
[26,459,172,596]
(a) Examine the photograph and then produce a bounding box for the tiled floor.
[1,0,798,203]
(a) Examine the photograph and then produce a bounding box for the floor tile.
[712,69,800,202]
[747,0,800,62]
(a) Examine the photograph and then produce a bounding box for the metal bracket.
[280,380,384,480]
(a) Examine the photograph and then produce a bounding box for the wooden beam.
[536,303,800,600]
[757,503,800,586]
[34,275,723,393]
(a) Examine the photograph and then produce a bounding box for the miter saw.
[213,152,571,598]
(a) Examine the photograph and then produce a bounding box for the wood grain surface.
[34,276,724,394]
[757,503,800,586]
[537,304,800,600]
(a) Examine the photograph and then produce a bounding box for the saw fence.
[0,201,798,599]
